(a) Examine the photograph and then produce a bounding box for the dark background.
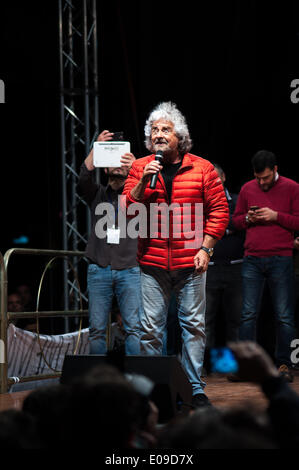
[0,1,298,326]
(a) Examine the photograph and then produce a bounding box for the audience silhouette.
[0,342,298,449]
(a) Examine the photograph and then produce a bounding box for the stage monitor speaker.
[60,354,192,422]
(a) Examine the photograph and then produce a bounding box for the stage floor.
[205,371,299,409]
[1,372,299,413]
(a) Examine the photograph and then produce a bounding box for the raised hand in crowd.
[227,341,279,383]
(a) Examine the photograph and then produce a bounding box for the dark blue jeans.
[205,263,243,348]
[239,256,296,367]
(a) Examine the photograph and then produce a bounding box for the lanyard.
[107,190,119,226]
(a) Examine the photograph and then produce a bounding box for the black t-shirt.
[77,163,138,269]
[161,161,182,202]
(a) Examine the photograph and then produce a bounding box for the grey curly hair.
[144,101,193,154]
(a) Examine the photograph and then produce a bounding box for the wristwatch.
[200,246,214,257]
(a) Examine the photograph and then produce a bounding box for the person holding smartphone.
[232,150,299,382]
[78,130,142,356]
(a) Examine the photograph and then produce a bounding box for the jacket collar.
[179,153,194,171]
[150,153,193,171]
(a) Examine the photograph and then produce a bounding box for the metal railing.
[0,248,89,393]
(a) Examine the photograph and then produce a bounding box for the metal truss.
[58,0,99,326]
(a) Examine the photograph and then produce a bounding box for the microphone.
[150,150,163,189]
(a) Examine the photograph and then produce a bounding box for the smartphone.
[207,347,239,374]
[111,131,124,141]
[250,205,259,211]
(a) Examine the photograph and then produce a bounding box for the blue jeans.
[87,264,142,355]
[140,266,207,395]
[239,256,296,366]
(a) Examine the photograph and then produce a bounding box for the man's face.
[215,168,226,186]
[151,119,179,154]
[17,284,31,304]
[8,294,23,312]
[254,165,278,191]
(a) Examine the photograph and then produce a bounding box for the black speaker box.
[60,354,192,422]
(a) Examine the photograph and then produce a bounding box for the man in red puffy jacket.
[123,102,229,408]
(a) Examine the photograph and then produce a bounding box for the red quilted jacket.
[123,153,229,270]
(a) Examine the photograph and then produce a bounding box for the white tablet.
[93,141,131,167]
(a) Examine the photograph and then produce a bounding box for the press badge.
[107,225,120,244]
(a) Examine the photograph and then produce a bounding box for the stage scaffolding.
[58,0,99,329]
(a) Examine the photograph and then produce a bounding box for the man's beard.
[152,142,172,155]
[260,176,276,192]
[107,168,127,179]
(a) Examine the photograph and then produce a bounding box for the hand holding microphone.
[131,151,163,202]
[149,151,164,189]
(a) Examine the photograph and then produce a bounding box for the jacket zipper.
[157,174,171,270]
[158,161,193,270]
[158,157,193,271]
